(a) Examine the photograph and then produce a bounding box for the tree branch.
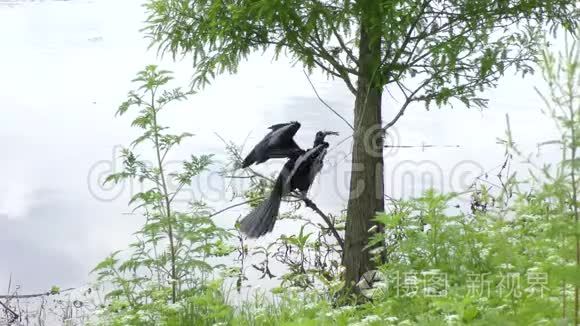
[331,27,357,64]
[383,0,430,71]
[305,33,358,94]
[303,70,354,131]
[0,288,75,299]
[300,196,345,251]
[309,54,357,95]
[383,77,433,131]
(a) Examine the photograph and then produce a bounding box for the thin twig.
[383,77,433,131]
[303,70,354,131]
[0,300,18,323]
[385,144,460,149]
[209,198,264,218]
[214,132,274,183]
[0,288,75,299]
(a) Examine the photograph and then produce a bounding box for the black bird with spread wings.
[239,130,338,238]
[241,121,303,168]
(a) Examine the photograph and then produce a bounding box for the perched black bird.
[241,121,303,168]
[239,131,338,238]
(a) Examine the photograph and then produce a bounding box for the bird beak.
[323,131,339,136]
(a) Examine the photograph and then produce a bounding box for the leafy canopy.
[144,0,577,111]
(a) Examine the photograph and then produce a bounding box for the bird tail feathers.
[239,182,283,238]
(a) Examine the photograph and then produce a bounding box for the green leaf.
[49,286,60,295]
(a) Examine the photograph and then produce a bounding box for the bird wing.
[267,147,305,159]
[242,122,301,167]
[266,121,301,146]
[268,122,293,130]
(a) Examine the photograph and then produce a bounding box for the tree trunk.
[344,0,384,289]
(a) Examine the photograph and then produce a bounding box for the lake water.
[0,0,562,304]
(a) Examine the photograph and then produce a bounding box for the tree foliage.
[144,0,577,111]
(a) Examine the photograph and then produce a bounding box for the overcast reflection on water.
[0,0,563,294]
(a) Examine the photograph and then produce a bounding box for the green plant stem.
[567,76,579,326]
[151,89,178,304]
[563,280,567,319]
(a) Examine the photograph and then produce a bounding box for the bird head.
[314,130,339,146]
